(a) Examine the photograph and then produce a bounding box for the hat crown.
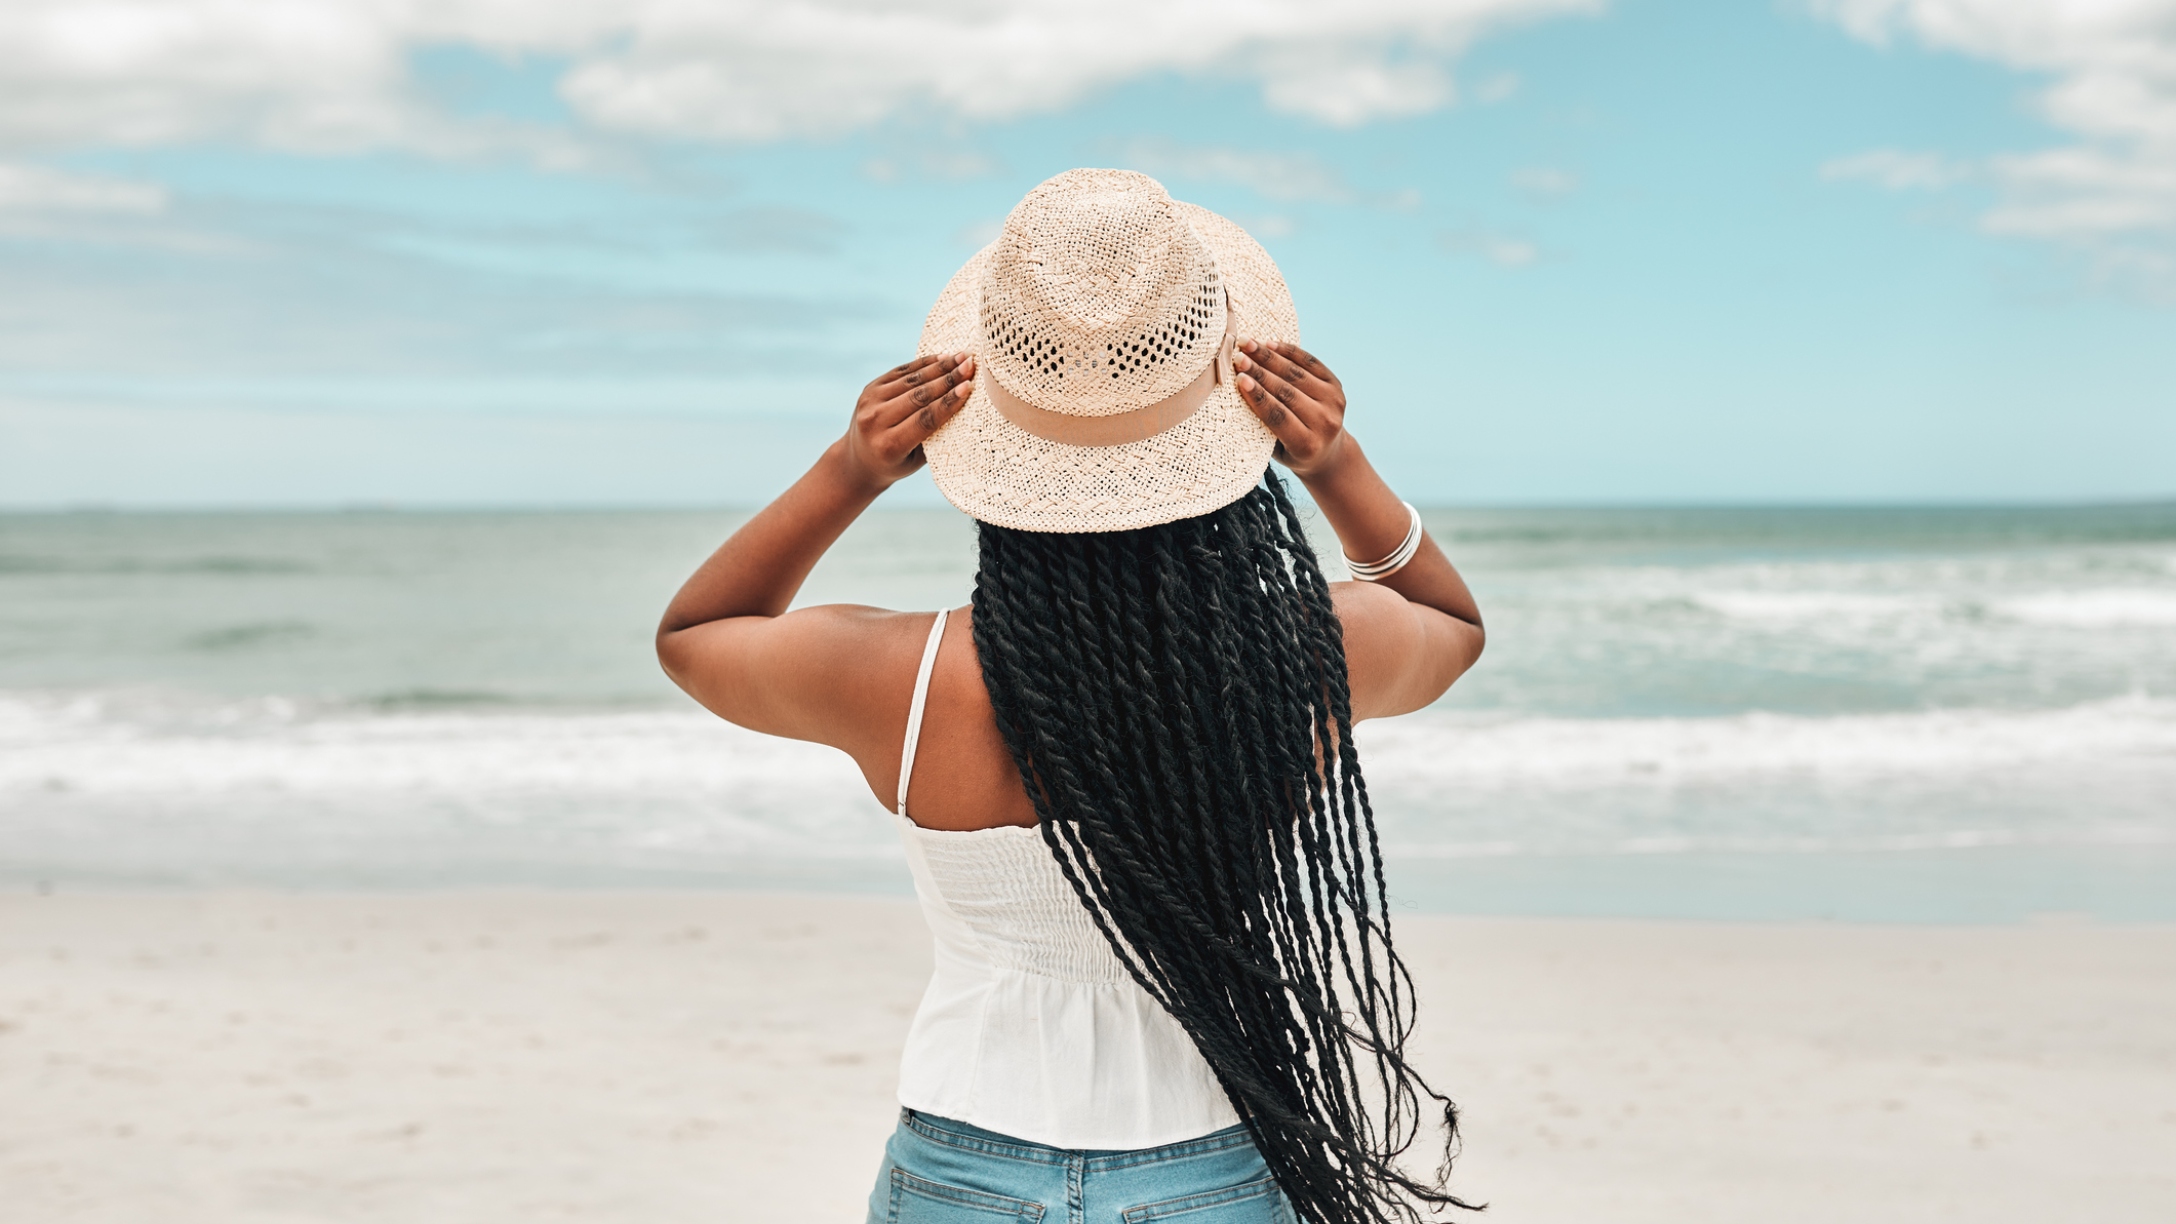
[979,169,1226,419]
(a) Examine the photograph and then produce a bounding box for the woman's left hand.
[1233,341,1349,479]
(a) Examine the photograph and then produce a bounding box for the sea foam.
[5,688,2171,883]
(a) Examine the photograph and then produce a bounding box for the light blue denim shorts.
[867,1109,1295,1224]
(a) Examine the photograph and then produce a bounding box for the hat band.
[981,332,1236,449]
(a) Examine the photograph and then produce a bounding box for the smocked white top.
[892,609,1240,1149]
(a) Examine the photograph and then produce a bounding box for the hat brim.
[917,202,1298,534]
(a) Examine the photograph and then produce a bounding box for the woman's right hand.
[841,352,977,492]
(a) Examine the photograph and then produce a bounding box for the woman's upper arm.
[657,604,910,750]
[1334,581,1484,721]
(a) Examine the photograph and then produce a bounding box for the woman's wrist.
[1295,437,1415,569]
[823,435,904,503]
[1297,435,1391,516]
[1293,432,1363,491]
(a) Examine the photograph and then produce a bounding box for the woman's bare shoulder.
[659,603,937,751]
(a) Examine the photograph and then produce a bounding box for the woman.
[659,170,1484,1223]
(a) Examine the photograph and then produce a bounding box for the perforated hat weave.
[920,168,1299,534]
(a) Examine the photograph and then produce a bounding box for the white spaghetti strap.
[896,608,950,818]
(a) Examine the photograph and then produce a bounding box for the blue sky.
[1,0,2171,508]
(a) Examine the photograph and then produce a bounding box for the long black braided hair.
[968,469,1474,1223]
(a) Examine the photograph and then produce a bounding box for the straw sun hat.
[918,168,1299,533]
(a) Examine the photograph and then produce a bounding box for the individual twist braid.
[969,470,1475,1224]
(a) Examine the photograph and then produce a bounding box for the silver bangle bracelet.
[1344,501,1423,581]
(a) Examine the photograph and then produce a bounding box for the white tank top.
[891,608,1240,1149]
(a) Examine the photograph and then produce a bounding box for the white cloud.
[1813,0,2176,287]
[1510,165,1578,197]
[1120,141,1361,203]
[1117,139,1426,213]
[1472,70,1522,104]
[560,1,1603,138]
[1487,238,1538,265]
[1439,227,1538,265]
[953,219,1003,249]
[0,162,167,213]
[1986,145,2176,235]
[1251,47,1454,126]
[1235,213,1298,238]
[1819,148,1972,189]
[860,150,1001,185]
[0,0,1604,159]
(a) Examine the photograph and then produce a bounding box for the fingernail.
[1233,352,1251,370]
[1239,339,1256,352]
[1238,373,1256,390]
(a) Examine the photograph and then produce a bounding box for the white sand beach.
[2,891,2171,1223]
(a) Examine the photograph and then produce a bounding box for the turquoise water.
[4,503,2173,919]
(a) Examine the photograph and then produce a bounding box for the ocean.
[4,503,2173,921]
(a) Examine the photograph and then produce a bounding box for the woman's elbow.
[1415,618,1483,708]
[655,626,698,693]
